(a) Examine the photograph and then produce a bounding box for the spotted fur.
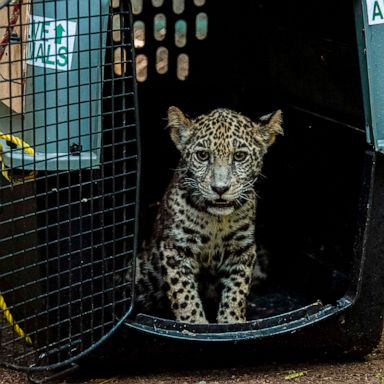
[129,107,283,323]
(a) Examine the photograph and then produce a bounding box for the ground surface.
[1,331,384,384]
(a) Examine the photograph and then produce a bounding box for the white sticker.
[366,0,384,25]
[27,15,77,71]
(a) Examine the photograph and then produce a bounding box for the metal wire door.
[0,0,139,371]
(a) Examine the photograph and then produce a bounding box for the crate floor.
[246,288,315,321]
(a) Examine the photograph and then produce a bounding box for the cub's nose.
[211,185,230,196]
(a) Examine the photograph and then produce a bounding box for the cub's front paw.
[175,309,208,324]
[217,309,246,324]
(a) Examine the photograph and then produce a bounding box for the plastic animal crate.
[1,0,384,379]
[121,0,384,363]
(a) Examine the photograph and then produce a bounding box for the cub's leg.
[160,244,208,324]
[217,245,256,323]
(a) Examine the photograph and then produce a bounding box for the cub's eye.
[233,151,248,162]
[195,150,210,162]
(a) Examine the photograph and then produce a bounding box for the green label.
[367,0,384,25]
[27,15,76,70]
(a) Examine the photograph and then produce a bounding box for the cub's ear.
[257,109,284,146]
[167,106,193,151]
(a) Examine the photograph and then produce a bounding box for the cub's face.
[168,107,283,216]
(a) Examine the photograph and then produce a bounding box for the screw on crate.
[0,131,37,183]
[9,31,20,43]
[70,143,83,156]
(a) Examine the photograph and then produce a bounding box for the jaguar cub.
[131,106,283,324]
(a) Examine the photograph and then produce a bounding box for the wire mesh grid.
[0,0,139,371]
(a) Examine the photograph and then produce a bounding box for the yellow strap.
[0,294,32,345]
[0,132,37,183]
[0,131,34,345]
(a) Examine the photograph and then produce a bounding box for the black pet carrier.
[121,0,384,363]
[0,0,384,378]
